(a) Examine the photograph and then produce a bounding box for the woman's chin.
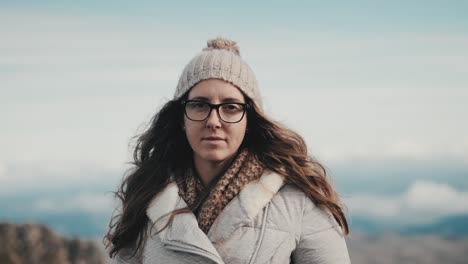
[197,150,234,164]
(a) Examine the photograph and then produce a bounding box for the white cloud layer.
[0,161,126,193]
[405,181,468,214]
[345,180,468,222]
[33,192,117,214]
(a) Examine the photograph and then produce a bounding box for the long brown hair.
[104,93,349,258]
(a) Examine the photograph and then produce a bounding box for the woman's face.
[184,79,248,164]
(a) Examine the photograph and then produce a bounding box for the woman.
[105,37,350,263]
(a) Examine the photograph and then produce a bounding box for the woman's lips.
[202,136,225,142]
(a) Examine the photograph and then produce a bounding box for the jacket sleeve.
[291,196,351,264]
[109,247,143,264]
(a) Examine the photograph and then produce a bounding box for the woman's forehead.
[188,79,245,101]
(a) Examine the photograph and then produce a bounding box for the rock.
[0,222,106,264]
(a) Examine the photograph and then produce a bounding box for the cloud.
[0,163,6,181]
[345,180,468,222]
[344,194,403,218]
[0,161,126,194]
[266,87,468,163]
[0,162,5,172]
[405,181,468,214]
[33,192,116,214]
[317,138,468,163]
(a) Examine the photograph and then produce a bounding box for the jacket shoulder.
[265,184,307,233]
[270,183,341,235]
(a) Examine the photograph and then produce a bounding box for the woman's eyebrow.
[221,97,244,103]
[189,96,210,101]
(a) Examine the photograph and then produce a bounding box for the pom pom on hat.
[203,37,240,56]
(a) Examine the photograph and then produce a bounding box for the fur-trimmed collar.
[146,170,285,239]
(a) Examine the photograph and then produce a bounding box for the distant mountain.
[401,214,468,237]
[346,232,468,264]
[5,211,468,239]
[0,222,106,264]
[349,214,468,237]
[349,216,398,234]
[0,210,111,239]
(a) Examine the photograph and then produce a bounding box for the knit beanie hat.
[174,37,263,110]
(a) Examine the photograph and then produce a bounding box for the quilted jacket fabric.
[110,171,350,264]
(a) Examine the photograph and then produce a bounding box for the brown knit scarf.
[177,149,264,234]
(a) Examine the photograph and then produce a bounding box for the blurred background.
[1,0,467,263]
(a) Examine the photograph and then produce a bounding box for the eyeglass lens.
[185,101,245,123]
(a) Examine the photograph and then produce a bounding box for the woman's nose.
[205,108,222,128]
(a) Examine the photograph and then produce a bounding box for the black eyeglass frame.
[181,100,250,123]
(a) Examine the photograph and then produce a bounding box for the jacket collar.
[146,183,224,263]
[146,170,285,260]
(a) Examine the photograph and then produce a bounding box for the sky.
[1,1,468,231]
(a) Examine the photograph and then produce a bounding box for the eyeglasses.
[182,100,250,123]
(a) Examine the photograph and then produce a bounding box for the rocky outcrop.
[0,222,106,264]
[346,232,468,264]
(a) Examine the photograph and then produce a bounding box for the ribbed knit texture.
[174,37,263,110]
[177,149,264,233]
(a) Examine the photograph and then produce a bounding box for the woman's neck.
[193,155,235,187]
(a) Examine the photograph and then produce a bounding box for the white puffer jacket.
[111,171,350,263]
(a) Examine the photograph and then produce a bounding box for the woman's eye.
[223,104,241,111]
